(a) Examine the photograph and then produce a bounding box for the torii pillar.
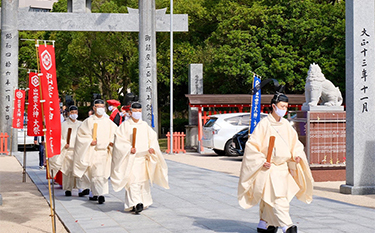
[0,0,19,151]
[0,0,188,151]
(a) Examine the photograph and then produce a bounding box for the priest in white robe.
[238,93,313,233]
[72,99,118,204]
[111,103,169,213]
[49,105,90,196]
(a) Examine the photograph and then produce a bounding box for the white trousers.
[62,172,90,191]
[124,181,153,211]
[87,150,110,196]
[259,198,293,227]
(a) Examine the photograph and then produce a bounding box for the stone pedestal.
[289,110,346,182]
[301,105,344,112]
[185,125,198,149]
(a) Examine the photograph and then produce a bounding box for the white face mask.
[108,106,114,111]
[132,111,142,120]
[273,104,287,117]
[69,114,78,120]
[96,107,106,116]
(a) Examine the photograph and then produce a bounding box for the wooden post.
[198,107,203,152]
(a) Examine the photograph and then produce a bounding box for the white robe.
[49,118,90,191]
[238,114,314,227]
[111,118,169,209]
[72,115,117,195]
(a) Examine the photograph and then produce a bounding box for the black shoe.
[98,196,105,204]
[134,203,143,214]
[89,196,98,201]
[65,191,72,196]
[286,225,297,233]
[257,226,278,233]
[267,226,278,233]
[79,189,90,197]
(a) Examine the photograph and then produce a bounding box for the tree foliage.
[18,0,345,113]
[202,0,345,94]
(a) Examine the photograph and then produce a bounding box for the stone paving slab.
[15,151,375,233]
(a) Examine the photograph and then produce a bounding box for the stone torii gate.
[0,0,188,149]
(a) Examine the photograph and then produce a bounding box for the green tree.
[18,31,50,88]
[50,0,139,104]
[203,0,345,94]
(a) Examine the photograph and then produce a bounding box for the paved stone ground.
[0,154,68,233]
[164,152,375,209]
[14,151,375,233]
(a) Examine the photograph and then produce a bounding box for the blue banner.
[250,75,261,134]
[151,105,155,128]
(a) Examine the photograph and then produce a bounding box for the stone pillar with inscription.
[0,0,19,152]
[340,0,375,194]
[185,64,203,149]
[139,0,158,134]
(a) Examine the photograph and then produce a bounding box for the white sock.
[257,220,267,230]
[89,191,93,198]
[282,226,288,233]
[78,189,83,193]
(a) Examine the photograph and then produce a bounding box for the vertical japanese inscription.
[144,34,152,121]
[4,33,13,121]
[360,28,370,113]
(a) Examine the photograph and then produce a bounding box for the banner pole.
[23,90,29,183]
[49,164,57,231]
[22,124,26,182]
[35,40,56,233]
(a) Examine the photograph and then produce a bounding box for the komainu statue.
[302,63,343,107]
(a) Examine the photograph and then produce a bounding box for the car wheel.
[224,139,239,156]
[213,149,225,156]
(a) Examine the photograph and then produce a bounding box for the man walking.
[49,105,90,196]
[238,93,313,233]
[73,99,118,204]
[111,103,169,213]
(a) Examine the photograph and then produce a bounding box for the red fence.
[166,132,186,153]
[0,133,9,155]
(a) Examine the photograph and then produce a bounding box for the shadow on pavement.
[190,216,257,233]
[220,157,243,162]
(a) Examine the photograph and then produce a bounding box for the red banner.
[38,44,61,157]
[27,72,44,136]
[12,89,26,129]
